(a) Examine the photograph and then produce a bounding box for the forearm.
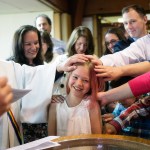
[90,103,102,134]
[103,83,134,103]
[120,61,150,77]
[56,62,65,73]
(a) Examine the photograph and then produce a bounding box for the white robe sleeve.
[0,60,56,149]
[20,62,56,123]
[100,35,150,66]
[0,60,23,149]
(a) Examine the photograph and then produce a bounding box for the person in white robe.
[0,54,88,149]
[0,60,56,149]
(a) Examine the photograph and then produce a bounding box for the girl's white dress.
[56,97,91,136]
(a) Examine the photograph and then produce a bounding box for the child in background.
[102,76,136,122]
[102,77,150,139]
[104,95,150,139]
[48,61,105,136]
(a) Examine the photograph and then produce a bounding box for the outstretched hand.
[0,77,13,116]
[102,113,115,123]
[97,91,109,106]
[85,55,122,81]
[57,54,89,72]
[86,55,102,66]
[94,65,123,81]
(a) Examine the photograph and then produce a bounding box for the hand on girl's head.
[63,54,89,72]
[86,55,102,66]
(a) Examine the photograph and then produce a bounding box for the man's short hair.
[35,14,52,25]
[122,4,146,17]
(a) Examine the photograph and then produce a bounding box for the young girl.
[48,61,104,136]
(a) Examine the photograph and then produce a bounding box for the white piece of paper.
[7,136,60,150]
[12,88,31,103]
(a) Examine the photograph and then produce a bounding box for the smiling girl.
[48,61,104,136]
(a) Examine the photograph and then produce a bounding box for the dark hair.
[35,14,51,25]
[40,31,54,63]
[105,27,127,42]
[119,25,127,35]
[12,25,43,66]
[104,27,127,55]
[66,26,95,57]
[122,4,146,17]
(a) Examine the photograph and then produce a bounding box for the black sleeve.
[55,70,64,82]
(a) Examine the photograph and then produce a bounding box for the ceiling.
[0,0,52,14]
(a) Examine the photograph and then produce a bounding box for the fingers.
[86,55,102,65]
[0,82,12,106]
[94,66,115,81]
[94,65,110,73]
[61,54,104,73]
[66,65,77,72]
[0,77,8,88]
[0,94,12,115]
[94,66,109,75]
[102,114,114,122]
[51,95,65,103]
[0,77,13,116]
[69,54,89,64]
[58,54,89,72]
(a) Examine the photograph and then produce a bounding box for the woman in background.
[8,25,43,66]
[103,27,128,55]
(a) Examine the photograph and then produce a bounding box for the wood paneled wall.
[45,0,150,15]
[45,0,150,28]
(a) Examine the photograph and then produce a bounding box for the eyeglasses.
[105,39,119,47]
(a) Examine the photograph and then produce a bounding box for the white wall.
[0,11,53,59]
[82,17,93,34]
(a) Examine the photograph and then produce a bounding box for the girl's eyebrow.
[73,73,89,80]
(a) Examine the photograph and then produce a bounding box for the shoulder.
[6,56,15,61]
[113,39,133,53]
[51,37,66,45]
[86,100,100,112]
[131,34,150,50]
[56,53,68,62]
[132,34,150,46]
